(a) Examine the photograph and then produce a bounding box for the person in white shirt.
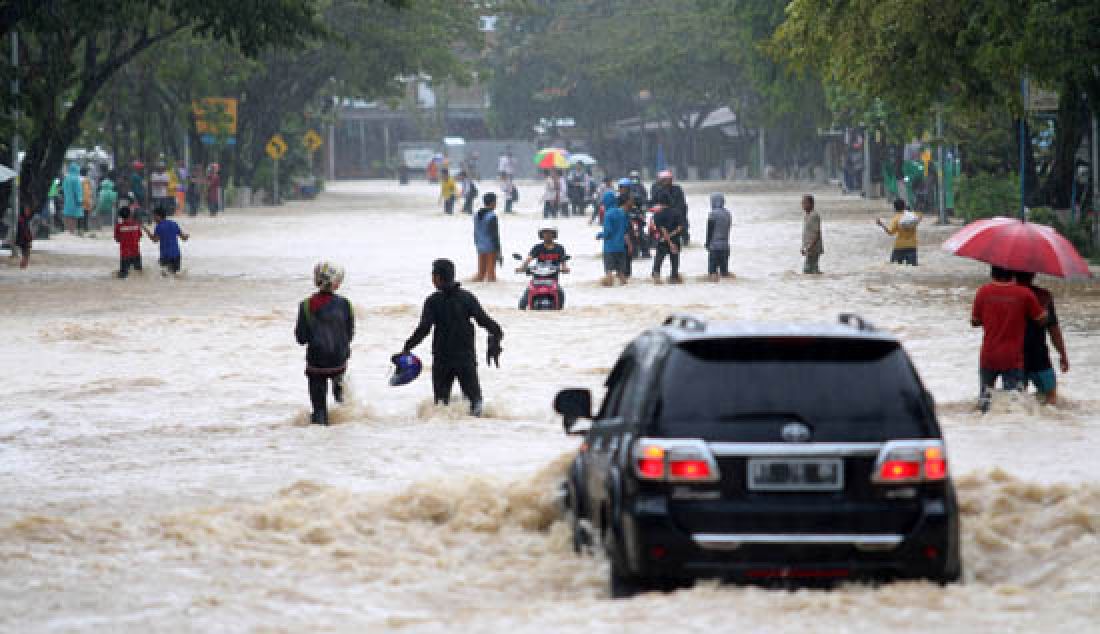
[150,162,172,214]
[498,149,515,180]
[541,170,561,219]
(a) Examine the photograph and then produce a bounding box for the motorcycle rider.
[516,226,570,309]
[627,169,648,211]
[399,259,503,417]
[650,169,689,244]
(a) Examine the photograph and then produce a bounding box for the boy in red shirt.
[971,266,1046,409]
[113,206,143,278]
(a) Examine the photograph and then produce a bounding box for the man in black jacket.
[650,169,689,244]
[400,259,503,417]
[295,261,355,425]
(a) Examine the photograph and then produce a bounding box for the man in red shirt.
[971,266,1047,409]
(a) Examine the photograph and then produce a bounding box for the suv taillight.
[633,438,720,483]
[872,440,948,484]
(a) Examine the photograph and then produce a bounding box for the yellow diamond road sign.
[266,134,288,160]
[303,129,322,153]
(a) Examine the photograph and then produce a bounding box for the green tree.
[488,0,828,173]
[774,0,1100,207]
[1,0,428,215]
[2,0,341,214]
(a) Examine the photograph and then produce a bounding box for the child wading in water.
[114,206,143,278]
[295,262,355,425]
[143,206,189,275]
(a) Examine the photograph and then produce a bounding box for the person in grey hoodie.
[705,193,732,281]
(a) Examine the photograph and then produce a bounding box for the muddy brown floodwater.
[1,181,1098,632]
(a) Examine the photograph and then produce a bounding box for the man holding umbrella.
[944,215,1091,409]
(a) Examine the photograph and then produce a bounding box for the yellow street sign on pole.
[303,129,322,153]
[266,134,288,161]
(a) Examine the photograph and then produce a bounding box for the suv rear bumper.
[621,494,959,582]
[693,533,904,551]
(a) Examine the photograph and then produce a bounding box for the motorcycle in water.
[513,253,569,310]
[629,208,654,259]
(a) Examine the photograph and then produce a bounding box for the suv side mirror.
[554,388,592,435]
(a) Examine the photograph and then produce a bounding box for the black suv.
[555,314,961,597]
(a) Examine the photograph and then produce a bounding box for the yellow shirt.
[441,177,456,199]
[886,213,921,249]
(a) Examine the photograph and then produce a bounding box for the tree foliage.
[774,0,1100,206]
[489,0,827,171]
[0,0,432,214]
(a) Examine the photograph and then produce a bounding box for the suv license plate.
[747,458,844,492]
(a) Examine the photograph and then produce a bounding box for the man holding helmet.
[399,259,503,417]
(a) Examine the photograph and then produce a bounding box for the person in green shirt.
[96,178,118,226]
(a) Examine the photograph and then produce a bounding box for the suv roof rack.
[663,314,706,332]
[838,313,877,332]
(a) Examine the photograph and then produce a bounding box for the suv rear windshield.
[655,337,933,439]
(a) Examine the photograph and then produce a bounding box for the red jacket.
[114,219,142,258]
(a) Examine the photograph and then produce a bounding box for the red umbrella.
[942,216,1093,279]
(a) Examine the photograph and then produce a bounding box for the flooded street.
[2,181,1098,632]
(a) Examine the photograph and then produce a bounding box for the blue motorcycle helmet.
[389,353,422,386]
[617,177,633,188]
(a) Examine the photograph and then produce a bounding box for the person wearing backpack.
[876,198,922,266]
[294,262,354,425]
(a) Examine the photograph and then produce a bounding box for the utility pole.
[9,31,19,242]
[936,107,947,224]
[1019,77,1027,220]
[759,128,766,179]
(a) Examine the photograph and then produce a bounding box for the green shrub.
[956,172,1020,221]
[1028,207,1095,258]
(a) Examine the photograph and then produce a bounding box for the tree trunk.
[1039,86,1087,209]
[17,29,180,215]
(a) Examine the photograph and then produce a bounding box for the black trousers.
[308,373,344,420]
[119,255,143,277]
[707,249,730,275]
[652,240,681,278]
[432,362,482,406]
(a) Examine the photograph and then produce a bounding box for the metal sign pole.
[274,158,279,205]
[10,31,19,242]
[1020,77,1027,220]
[937,108,947,224]
[862,128,872,197]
